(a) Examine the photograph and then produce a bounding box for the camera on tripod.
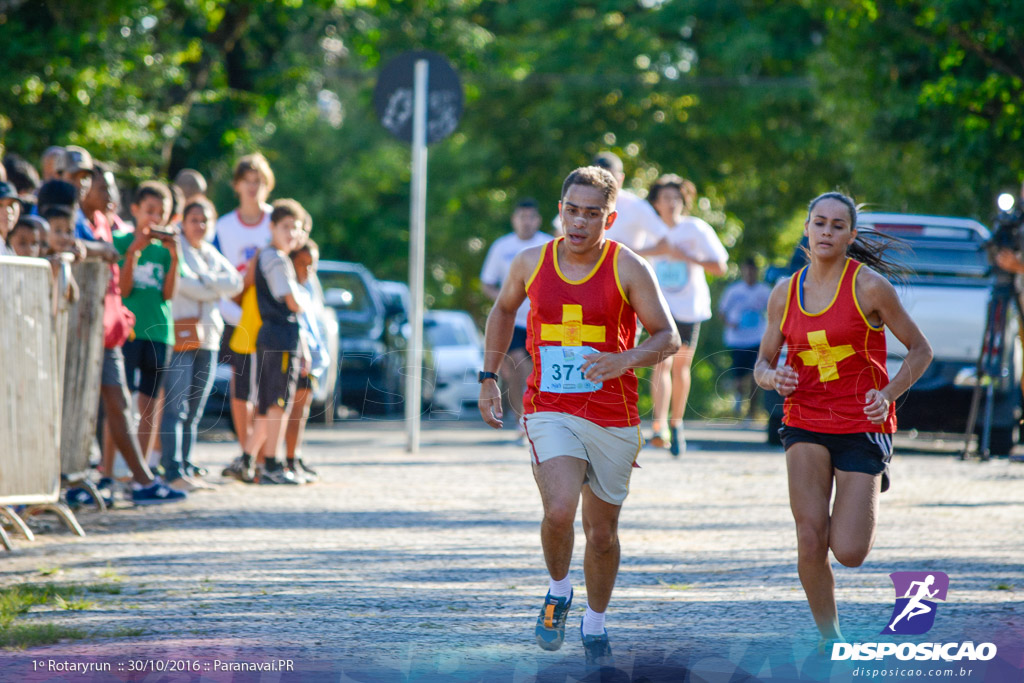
[962,190,1024,460]
[990,192,1024,251]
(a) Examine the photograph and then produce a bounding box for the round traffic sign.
[373,51,463,145]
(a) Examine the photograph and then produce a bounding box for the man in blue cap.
[62,146,97,240]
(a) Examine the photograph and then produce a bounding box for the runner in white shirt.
[638,174,728,455]
[605,188,668,252]
[480,199,552,437]
[718,258,771,419]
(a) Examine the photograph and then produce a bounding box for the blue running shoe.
[535,590,572,651]
[669,424,685,456]
[581,621,613,667]
[65,487,113,508]
[132,482,187,506]
[97,477,128,499]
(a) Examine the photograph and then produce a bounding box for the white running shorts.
[523,411,644,505]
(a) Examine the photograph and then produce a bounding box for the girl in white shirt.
[160,199,243,489]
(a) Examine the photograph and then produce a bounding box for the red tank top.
[523,238,640,428]
[780,259,896,434]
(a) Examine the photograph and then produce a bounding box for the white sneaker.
[185,475,217,491]
[167,477,198,493]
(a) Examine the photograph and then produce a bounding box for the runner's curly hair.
[561,166,618,211]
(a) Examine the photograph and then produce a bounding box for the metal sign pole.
[405,59,429,453]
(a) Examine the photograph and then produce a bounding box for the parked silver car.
[425,310,485,415]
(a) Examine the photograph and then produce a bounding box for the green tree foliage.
[3,1,1021,416]
[1,1,829,285]
[808,0,1024,217]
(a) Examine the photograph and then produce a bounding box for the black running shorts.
[779,424,893,492]
[255,349,299,416]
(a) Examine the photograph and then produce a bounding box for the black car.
[318,261,433,415]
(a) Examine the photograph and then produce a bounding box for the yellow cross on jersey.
[779,259,896,434]
[798,329,856,382]
[540,304,607,345]
[523,238,640,428]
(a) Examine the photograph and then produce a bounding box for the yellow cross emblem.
[797,330,855,382]
[540,304,606,345]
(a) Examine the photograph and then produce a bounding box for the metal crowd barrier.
[0,256,84,550]
[60,262,107,489]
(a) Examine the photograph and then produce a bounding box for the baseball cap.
[18,195,37,215]
[592,151,623,175]
[63,146,94,174]
[0,181,16,201]
[41,204,74,220]
[37,179,78,211]
[16,214,50,233]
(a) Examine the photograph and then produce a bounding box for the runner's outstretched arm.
[479,247,544,428]
[856,269,933,424]
[580,250,680,383]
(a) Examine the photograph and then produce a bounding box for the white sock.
[548,574,572,598]
[148,451,161,469]
[582,606,606,636]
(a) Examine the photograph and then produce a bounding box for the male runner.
[550,152,665,252]
[479,166,680,665]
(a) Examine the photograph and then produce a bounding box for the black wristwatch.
[478,371,499,384]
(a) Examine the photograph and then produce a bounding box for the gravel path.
[0,420,1021,682]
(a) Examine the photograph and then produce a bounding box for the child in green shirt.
[113,180,180,463]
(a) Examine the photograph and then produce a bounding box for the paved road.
[1,420,1022,681]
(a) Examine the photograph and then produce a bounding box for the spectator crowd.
[1,144,769,509]
[0,147,330,507]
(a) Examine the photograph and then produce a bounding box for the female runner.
[754,192,933,646]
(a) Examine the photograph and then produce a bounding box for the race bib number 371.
[539,346,602,393]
